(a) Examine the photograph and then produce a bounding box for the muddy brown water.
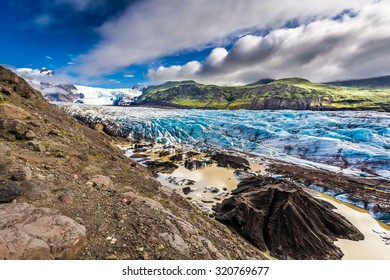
[123,145,390,259]
[319,194,390,260]
[159,162,390,260]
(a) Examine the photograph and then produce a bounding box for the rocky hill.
[135,78,390,111]
[327,76,390,89]
[0,66,267,260]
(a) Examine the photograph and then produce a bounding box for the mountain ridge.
[136,78,390,112]
[327,75,390,89]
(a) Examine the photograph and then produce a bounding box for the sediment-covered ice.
[61,105,390,179]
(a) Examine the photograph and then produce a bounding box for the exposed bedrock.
[213,176,364,260]
[0,203,86,260]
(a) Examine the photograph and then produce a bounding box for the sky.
[1,0,389,88]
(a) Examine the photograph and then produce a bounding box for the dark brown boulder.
[213,176,364,259]
[144,160,178,174]
[211,153,249,169]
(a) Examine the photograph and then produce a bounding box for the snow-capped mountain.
[10,67,141,105]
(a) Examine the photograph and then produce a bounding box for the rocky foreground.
[0,66,266,260]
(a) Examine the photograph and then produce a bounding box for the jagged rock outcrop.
[0,203,86,259]
[213,176,364,260]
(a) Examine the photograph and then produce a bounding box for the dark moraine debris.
[211,153,250,169]
[169,151,200,162]
[182,187,192,195]
[213,175,364,260]
[184,158,213,171]
[144,160,178,174]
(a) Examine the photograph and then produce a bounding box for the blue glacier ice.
[60,105,390,179]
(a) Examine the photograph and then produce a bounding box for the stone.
[159,147,175,157]
[107,254,118,260]
[20,180,50,201]
[134,143,154,152]
[97,222,109,233]
[0,181,21,203]
[0,203,86,259]
[0,153,12,180]
[48,129,60,136]
[0,130,16,141]
[130,153,149,159]
[92,123,104,132]
[144,160,178,174]
[184,158,212,171]
[205,186,219,193]
[182,187,192,195]
[159,232,190,255]
[10,166,32,181]
[143,253,150,260]
[28,120,41,128]
[135,247,144,253]
[0,119,28,136]
[211,153,250,169]
[167,176,195,186]
[0,104,31,120]
[233,170,257,182]
[27,141,46,152]
[58,193,73,203]
[24,130,37,140]
[91,175,114,189]
[0,86,11,95]
[213,175,364,260]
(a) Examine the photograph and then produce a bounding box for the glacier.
[61,105,390,179]
[9,66,141,105]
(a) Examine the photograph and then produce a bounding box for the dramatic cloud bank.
[148,1,390,84]
[69,0,376,83]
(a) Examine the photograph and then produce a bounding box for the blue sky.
[1,0,389,88]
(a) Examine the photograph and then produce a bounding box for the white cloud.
[46,56,54,60]
[123,74,135,78]
[147,1,390,84]
[69,0,373,80]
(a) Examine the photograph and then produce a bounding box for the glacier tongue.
[61,105,390,179]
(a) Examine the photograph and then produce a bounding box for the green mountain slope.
[327,76,390,89]
[135,78,390,111]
